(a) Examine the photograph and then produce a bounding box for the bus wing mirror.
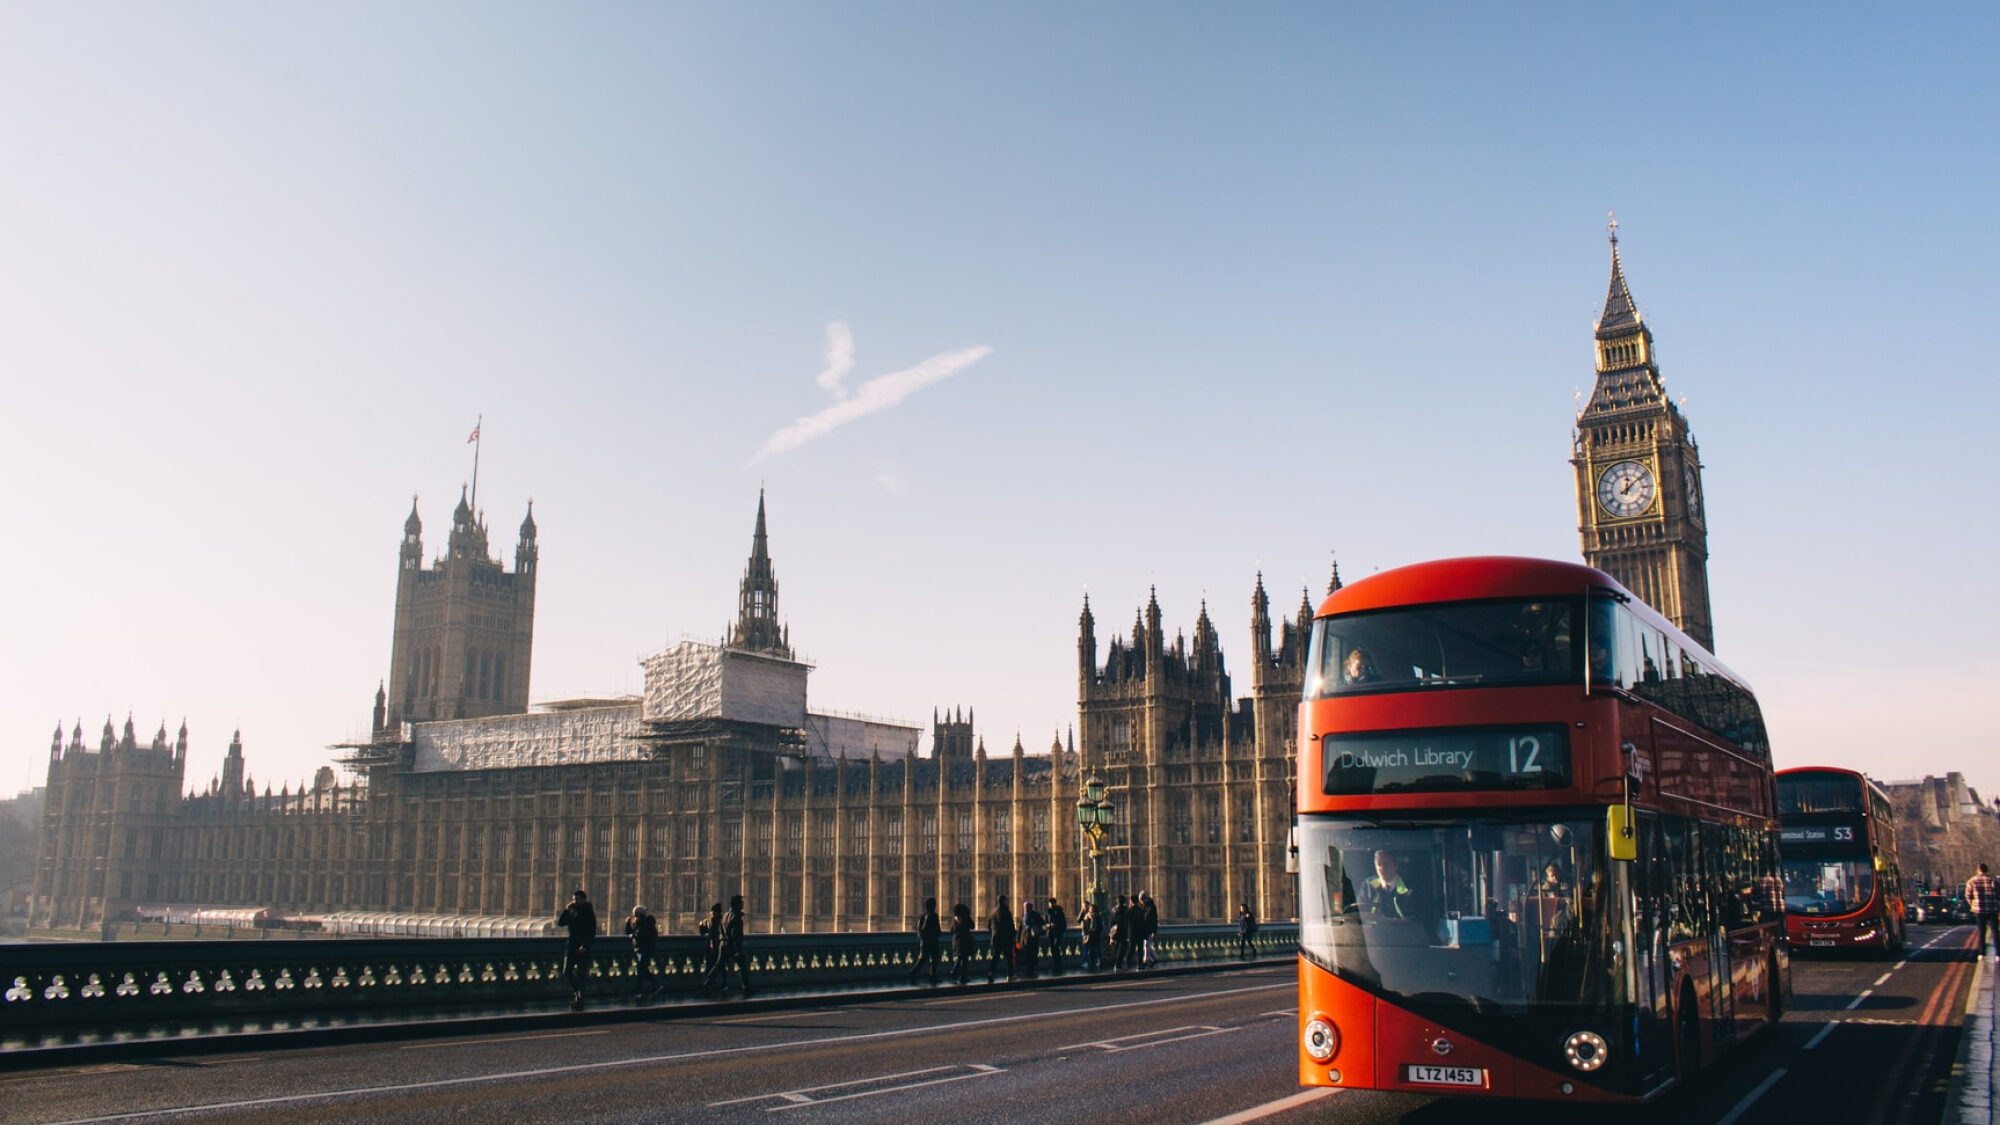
[1607,804,1637,862]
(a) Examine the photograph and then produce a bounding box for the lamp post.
[1076,774,1114,917]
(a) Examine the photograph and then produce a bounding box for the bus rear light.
[1304,1017,1340,1062]
[1563,1030,1608,1072]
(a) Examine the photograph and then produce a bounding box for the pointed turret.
[175,719,188,758]
[731,490,790,657]
[1251,571,1272,662]
[120,714,136,752]
[101,715,115,752]
[1327,552,1344,596]
[1078,593,1097,683]
[1596,225,1643,339]
[221,729,245,796]
[50,723,62,758]
[372,681,388,735]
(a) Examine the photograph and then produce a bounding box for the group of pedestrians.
[557,888,753,1010]
[556,883,1248,1009]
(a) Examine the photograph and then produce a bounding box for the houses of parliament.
[29,230,1715,939]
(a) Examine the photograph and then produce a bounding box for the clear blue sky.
[3,3,1995,802]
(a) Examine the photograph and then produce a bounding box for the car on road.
[1913,894,1948,923]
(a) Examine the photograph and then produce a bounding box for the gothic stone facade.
[32,495,1314,936]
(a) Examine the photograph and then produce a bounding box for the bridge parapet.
[1,924,1298,1035]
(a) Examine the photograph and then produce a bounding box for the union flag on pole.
[467,422,481,444]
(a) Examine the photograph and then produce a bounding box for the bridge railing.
[0,924,1297,1032]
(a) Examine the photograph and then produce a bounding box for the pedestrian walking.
[909,897,943,985]
[1235,902,1258,960]
[987,900,1017,983]
[625,904,660,998]
[1019,899,1045,977]
[1045,897,1069,974]
[557,888,598,1010]
[1109,894,1131,971]
[1139,891,1159,968]
[1969,863,2000,960]
[699,902,725,974]
[700,893,753,996]
[949,903,977,985]
[1078,901,1102,971]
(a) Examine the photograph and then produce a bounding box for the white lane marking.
[1259,1008,1296,1018]
[767,1065,1003,1111]
[1872,972,1893,987]
[36,981,1292,1125]
[1894,961,1908,970]
[710,1063,1000,1108]
[1198,1087,1342,1125]
[1844,989,1872,1010]
[400,1028,608,1050]
[1803,1023,1837,1050]
[1716,1067,1787,1125]
[1057,1025,1240,1053]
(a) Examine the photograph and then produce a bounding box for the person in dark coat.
[1045,898,1069,974]
[557,889,598,1010]
[700,894,753,996]
[986,900,1017,983]
[1139,891,1160,968]
[1019,899,1045,977]
[949,903,977,985]
[1235,903,1258,960]
[699,902,725,973]
[625,904,660,998]
[1078,901,1102,971]
[1108,894,1132,971]
[909,897,943,985]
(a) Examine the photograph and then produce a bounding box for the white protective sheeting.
[641,640,808,727]
[411,703,645,772]
[803,713,920,760]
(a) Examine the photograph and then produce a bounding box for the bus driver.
[1362,850,1416,919]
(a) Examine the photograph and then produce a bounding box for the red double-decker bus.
[1295,557,1788,1102]
[1777,766,1905,954]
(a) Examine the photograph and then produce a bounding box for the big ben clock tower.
[1573,217,1716,650]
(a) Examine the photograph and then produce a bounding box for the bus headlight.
[1303,1017,1340,1062]
[1563,1030,1608,1072]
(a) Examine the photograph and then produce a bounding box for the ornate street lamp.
[1076,774,1114,916]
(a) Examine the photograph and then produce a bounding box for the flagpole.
[469,414,482,515]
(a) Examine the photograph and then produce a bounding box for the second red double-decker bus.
[1296,557,1788,1102]
[1777,766,1906,954]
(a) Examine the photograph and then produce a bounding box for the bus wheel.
[1676,985,1702,1084]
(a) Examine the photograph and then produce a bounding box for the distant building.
[1883,773,2000,891]
[32,488,1310,937]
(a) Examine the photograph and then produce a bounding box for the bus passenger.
[1343,647,1379,686]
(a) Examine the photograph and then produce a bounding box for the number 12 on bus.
[1295,557,1789,1103]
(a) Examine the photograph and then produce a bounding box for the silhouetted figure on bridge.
[987,900,1017,983]
[1969,863,1999,960]
[949,903,977,984]
[701,894,753,996]
[910,897,942,985]
[625,904,659,999]
[557,889,597,1010]
[1046,898,1069,974]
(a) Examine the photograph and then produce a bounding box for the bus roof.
[1316,555,1749,689]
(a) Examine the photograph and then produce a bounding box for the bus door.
[1699,822,1737,1045]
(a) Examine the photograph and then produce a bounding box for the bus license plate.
[1407,1064,1486,1087]
[1809,939,1836,947]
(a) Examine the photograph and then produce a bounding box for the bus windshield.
[1784,858,1875,916]
[1778,773,1865,815]
[1306,598,1577,698]
[1297,814,1624,1013]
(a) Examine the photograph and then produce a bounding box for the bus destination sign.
[1780,821,1863,846]
[1322,726,1571,796]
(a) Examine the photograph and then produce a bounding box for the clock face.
[1684,463,1702,517]
[1597,460,1655,518]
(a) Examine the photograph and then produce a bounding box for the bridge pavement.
[0,927,1983,1125]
